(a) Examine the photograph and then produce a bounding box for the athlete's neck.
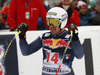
[56,28,65,35]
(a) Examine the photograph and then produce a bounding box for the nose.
[49,24,54,27]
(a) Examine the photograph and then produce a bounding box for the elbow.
[21,50,29,56]
[76,53,84,59]
[20,48,36,56]
[20,48,30,56]
[21,52,28,56]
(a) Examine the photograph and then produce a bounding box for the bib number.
[46,52,59,64]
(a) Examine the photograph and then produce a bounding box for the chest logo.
[43,39,70,49]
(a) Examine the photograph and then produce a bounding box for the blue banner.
[0,35,19,75]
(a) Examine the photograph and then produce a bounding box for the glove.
[68,24,79,41]
[16,22,30,39]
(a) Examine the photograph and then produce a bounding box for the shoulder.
[70,6,78,13]
[88,13,95,18]
[60,30,71,39]
[10,0,17,4]
[33,0,43,6]
[37,0,43,4]
[72,9,78,14]
[39,32,52,39]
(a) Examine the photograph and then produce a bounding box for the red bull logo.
[43,39,70,49]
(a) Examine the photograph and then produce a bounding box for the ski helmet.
[46,7,68,29]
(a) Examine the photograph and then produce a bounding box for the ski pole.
[55,31,73,75]
[0,31,21,71]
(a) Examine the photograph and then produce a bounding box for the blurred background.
[0,0,96,9]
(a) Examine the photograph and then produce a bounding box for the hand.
[17,22,30,39]
[68,24,79,41]
[68,23,78,31]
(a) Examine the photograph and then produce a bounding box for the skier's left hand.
[68,24,79,41]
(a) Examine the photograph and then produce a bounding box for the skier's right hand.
[17,22,30,39]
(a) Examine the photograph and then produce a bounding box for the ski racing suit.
[19,29,84,75]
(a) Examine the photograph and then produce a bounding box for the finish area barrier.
[0,26,100,75]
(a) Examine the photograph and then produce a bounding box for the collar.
[51,29,68,39]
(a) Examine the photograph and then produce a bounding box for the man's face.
[95,4,100,13]
[71,0,78,8]
[49,24,60,35]
[62,0,71,6]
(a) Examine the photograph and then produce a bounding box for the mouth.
[51,28,54,30]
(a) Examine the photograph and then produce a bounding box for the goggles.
[46,18,61,26]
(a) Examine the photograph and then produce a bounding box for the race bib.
[43,52,71,74]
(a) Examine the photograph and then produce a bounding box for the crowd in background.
[0,0,100,31]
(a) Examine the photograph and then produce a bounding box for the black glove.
[68,24,79,41]
[17,22,30,39]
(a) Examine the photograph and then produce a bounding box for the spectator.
[71,0,79,11]
[42,0,50,11]
[57,0,80,28]
[37,0,50,30]
[1,6,9,29]
[77,1,95,26]
[88,0,100,25]
[0,11,6,29]
[7,0,49,31]
[44,0,50,8]
[89,0,96,15]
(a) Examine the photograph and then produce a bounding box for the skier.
[17,7,84,75]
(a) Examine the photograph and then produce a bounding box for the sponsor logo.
[43,66,70,73]
[33,8,37,10]
[43,39,71,49]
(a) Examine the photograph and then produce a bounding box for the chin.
[51,32,55,34]
[51,31,56,34]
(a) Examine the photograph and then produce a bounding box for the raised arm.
[17,22,42,55]
[68,24,84,59]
